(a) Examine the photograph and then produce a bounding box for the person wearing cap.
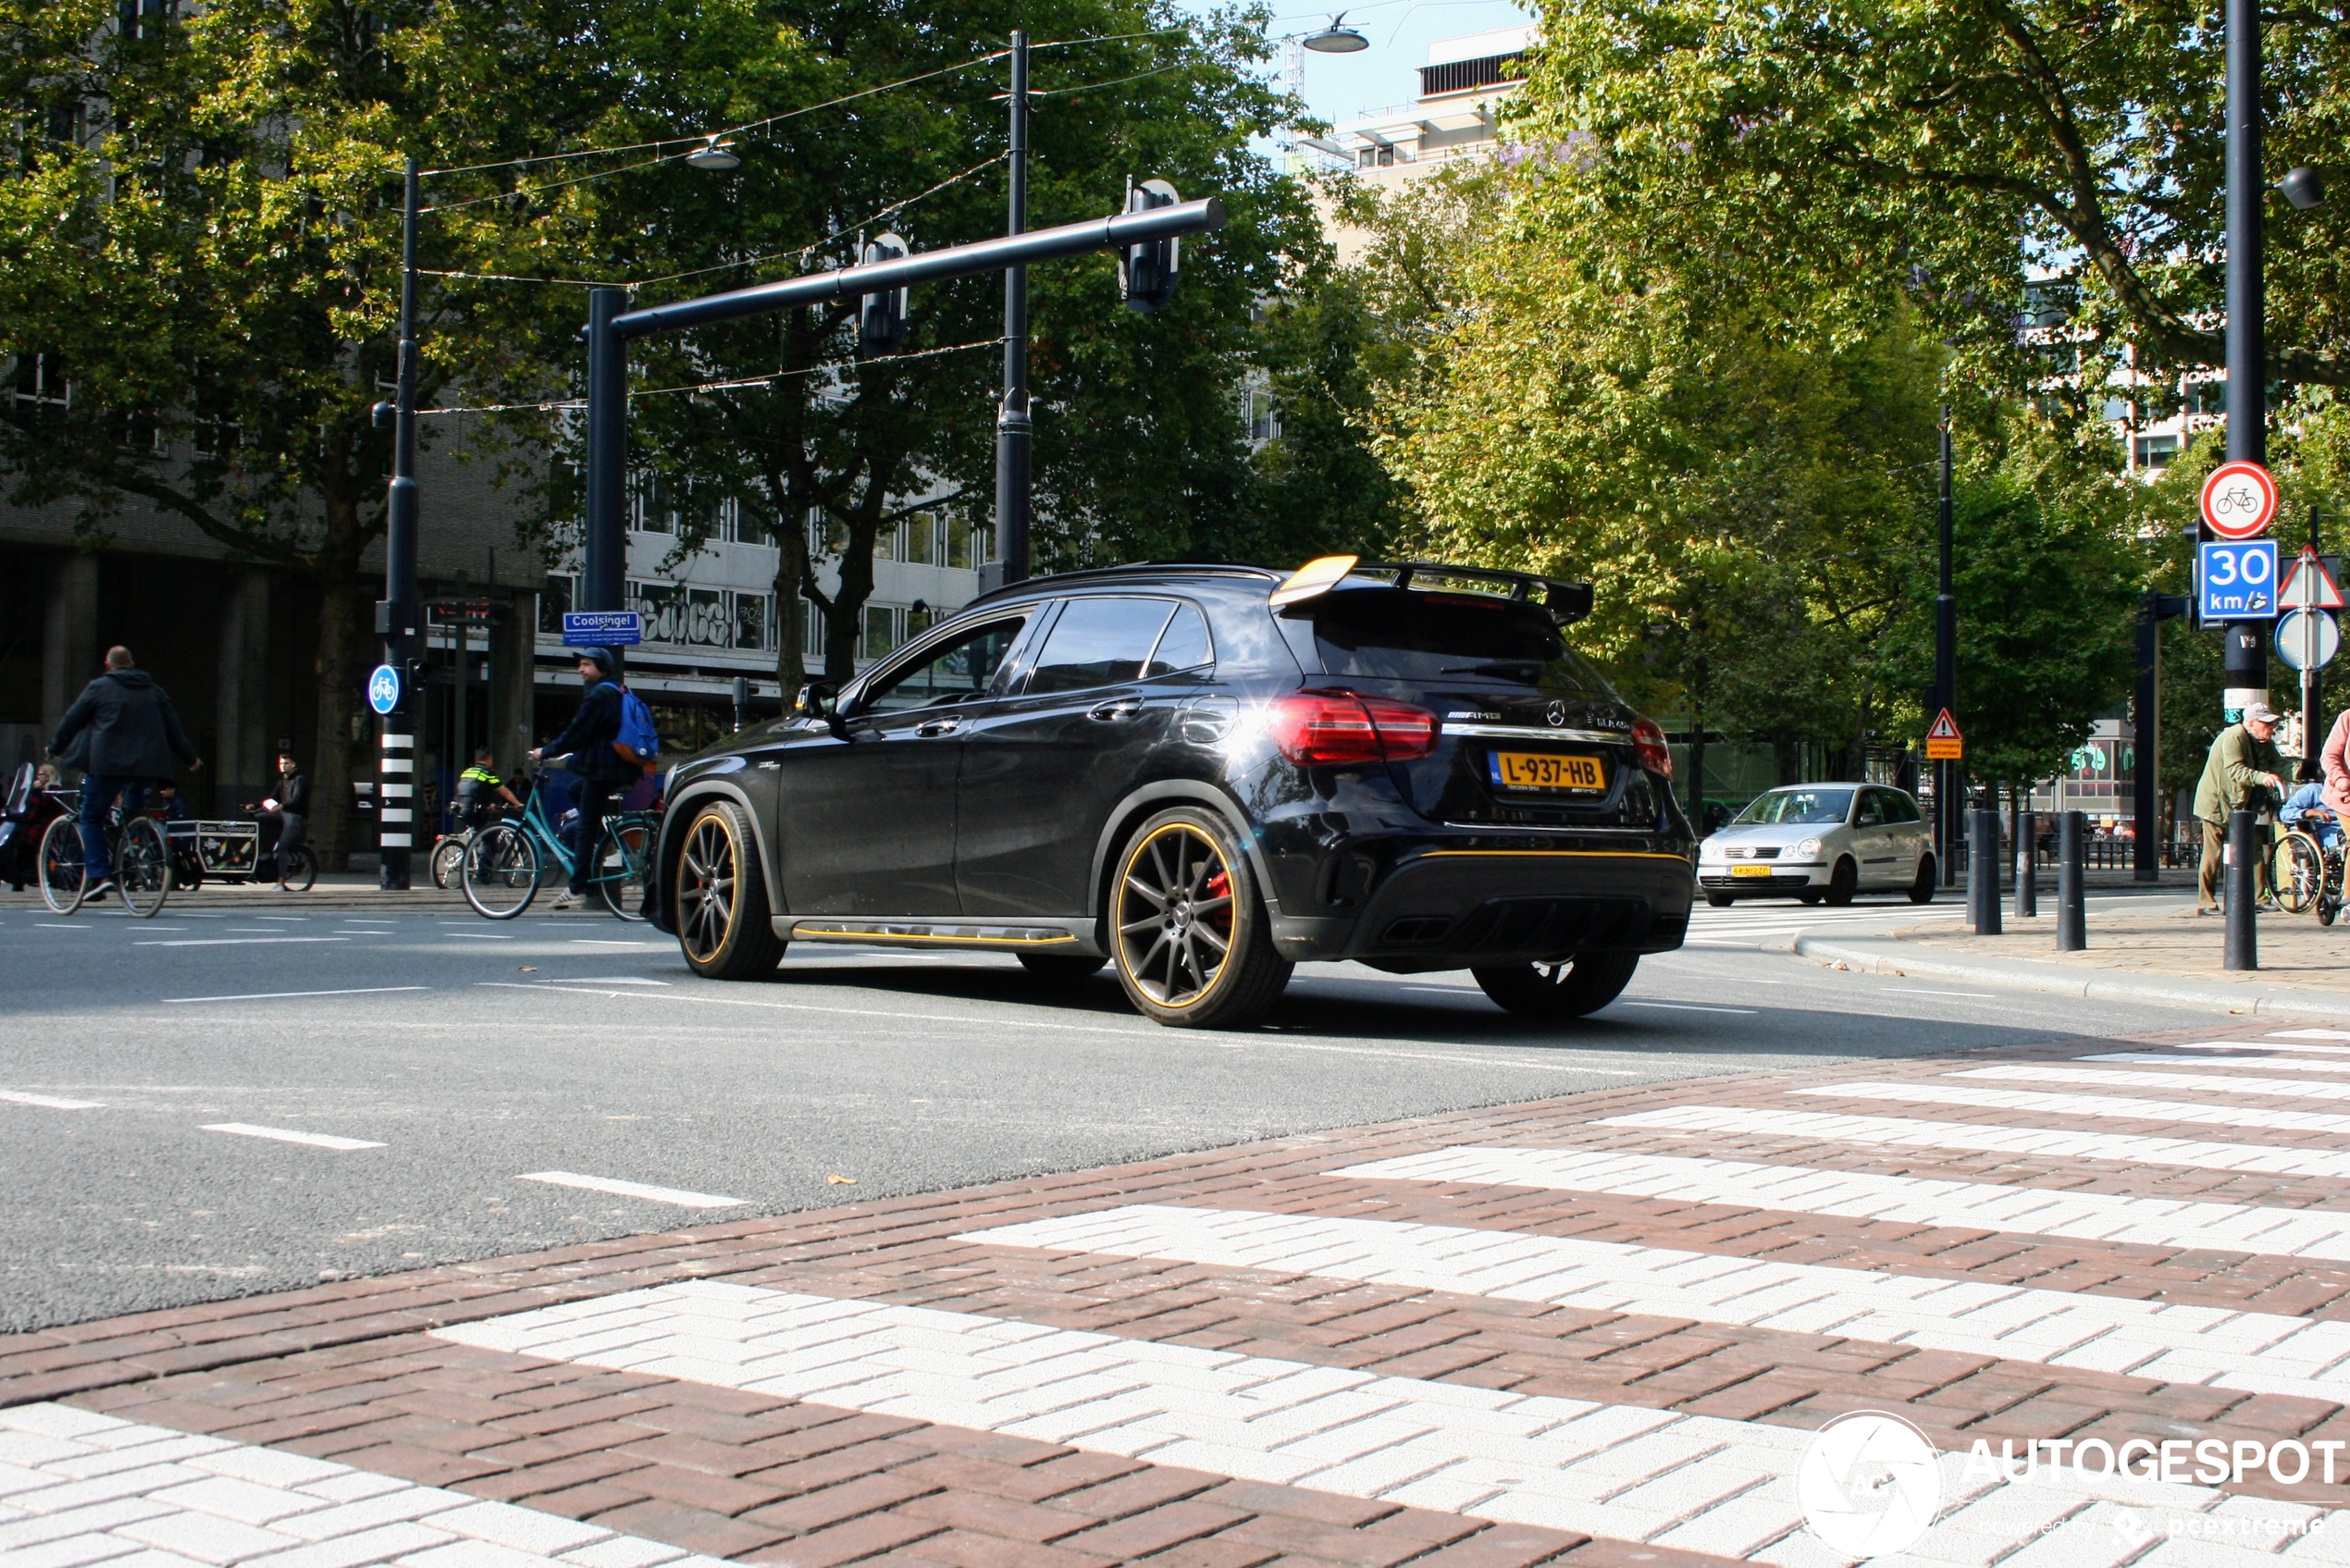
[530,648,637,908]
[2194,700,2287,912]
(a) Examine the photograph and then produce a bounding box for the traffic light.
[858,232,909,356]
[1119,179,1181,314]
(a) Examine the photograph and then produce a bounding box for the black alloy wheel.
[1471,952,1640,1019]
[675,800,784,979]
[1110,808,1291,1029]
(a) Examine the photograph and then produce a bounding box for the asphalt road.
[0,888,2226,1332]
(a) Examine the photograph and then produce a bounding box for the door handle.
[915,717,963,737]
[755,760,780,770]
[1088,698,1144,722]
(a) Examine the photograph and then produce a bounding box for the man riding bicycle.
[530,648,640,910]
[46,646,201,902]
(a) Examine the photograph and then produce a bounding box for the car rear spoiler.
[1268,555,1596,625]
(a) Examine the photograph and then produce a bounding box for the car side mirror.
[795,682,837,718]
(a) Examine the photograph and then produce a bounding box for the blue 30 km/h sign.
[2199,539,2280,620]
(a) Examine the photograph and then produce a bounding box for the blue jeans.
[78,776,146,879]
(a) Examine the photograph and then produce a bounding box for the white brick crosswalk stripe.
[966,1204,2350,1398]
[435,1278,2239,1565]
[0,1401,727,1568]
[2189,1037,2350,1056]
[1332,1146,2350,1260]
[1797,1080,2350,1136]
[1960,1064,2350,1103]
[2084,1051,2350,1075]
[1600,1104,2350,1180]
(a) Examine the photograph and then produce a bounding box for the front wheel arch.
[658,782,783,934]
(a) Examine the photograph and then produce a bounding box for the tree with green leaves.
[1516,0,2350,395]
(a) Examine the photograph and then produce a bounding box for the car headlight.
[1796,837,1823,857]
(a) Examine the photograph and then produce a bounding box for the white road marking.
[165,986,430,1004]
[254,916,308,921]
[442,932,515,940]
[1613,1001,1757,1016]
[0,1403,728,1568]
[536,976,672,985]
[1803,1079,2350,1136]
[133,936,348,947]
[1886,989,1997,999]
[437,1278,2219,1562]
[569,939,655,946]
[971,1204,2350,1398]
[203,1123,385,1152]
[1960,1063,2350,1103]
[1602,1104,2350,1179]
[0,1091,103,1110]
[2081,1051,2350,1074]
[32,923,88,930]
[2271,1028,2350,1043]
[1337,1145,2350,1261]
[516,1170,747,1208]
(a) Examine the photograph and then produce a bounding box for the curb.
[1787,934,2350,1023]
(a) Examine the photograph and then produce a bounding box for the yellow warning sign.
[1925,708,1964,760]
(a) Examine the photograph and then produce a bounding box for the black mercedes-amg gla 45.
[649,557,1696,1029]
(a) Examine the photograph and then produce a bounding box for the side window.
[1854,789,1886,826]
[1886,790,1920,823]
[1027,598,1176,696]
[860,617,1026,714]
[1144,602,1214,677]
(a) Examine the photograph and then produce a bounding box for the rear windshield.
[1305,588,1617,697]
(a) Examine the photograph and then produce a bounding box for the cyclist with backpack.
[529,647,658,908]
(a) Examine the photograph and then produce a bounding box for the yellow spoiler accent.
[1268,553,1359,609]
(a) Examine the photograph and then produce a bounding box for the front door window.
[861,619,1025,714]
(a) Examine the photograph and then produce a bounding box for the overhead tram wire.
[410,335,1004,417]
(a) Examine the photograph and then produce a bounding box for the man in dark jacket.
[48,646,202,895]
[531,648,637,907]
[244,752,311,868]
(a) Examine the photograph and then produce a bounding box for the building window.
[802,594,827,659]
[13,352,68,408]
[1417,53,1526,97]
[2134,434,2180,469]
[1243,390,1280,442]
[904,511,938,565]
[539,574,575,635]
[862,604,900,661]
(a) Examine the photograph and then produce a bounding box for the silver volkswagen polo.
[1696,784,1936,906]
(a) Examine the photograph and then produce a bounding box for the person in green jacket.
[2195,700,2286,911]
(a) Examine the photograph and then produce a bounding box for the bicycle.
[460,763,654,920]
[37,791,172,917]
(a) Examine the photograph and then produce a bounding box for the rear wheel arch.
[1088,780,1275,938]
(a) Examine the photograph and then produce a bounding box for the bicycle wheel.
[591,820,651,921]
[430,834,467,890]
[463,822,541,919]
[37,816,86,914]
[278,844,317,893]
[116,816,172,917]
[2276,832,2326,914]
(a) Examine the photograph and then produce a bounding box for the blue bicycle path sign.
[366,663,401,715]
[2199,538,2279,620]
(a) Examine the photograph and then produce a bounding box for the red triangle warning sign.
[2279,551,2346,611]
[1927,709,1962,741]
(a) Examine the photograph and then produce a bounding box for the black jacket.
[545,681,637,781]
[50,671,198,780]
[272,771,311,818]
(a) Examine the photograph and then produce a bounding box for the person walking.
[46,646,202,901]
[2195,699,2287,913]
[530,648,637,909]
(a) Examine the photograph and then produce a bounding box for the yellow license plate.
[1730,863,1775,878]
[1488,751,1605,791]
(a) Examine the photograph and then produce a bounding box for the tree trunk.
[310,570,364,870]
[771,519,809,697]
[824,510,879,685]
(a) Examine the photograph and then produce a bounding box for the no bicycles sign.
[2202,461,2280,540]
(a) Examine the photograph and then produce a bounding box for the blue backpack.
[606,684,661,772]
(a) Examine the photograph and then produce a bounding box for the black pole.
[2014,809,2036,919]
[1969,809,2001,934]
[2302,509,2324,781]
[2058,809,2086,950]
[1936,415,1958,886]
[583,288,629,618]
[993,31,1032,588]
[2223,0,2268,722]
[2134,593,2160,878]
[2226,808,2260,969]
[377,155,421,891]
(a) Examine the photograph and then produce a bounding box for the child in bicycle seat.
[2282,779,2344,851]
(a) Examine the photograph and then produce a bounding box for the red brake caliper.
[1204,868,1231,937]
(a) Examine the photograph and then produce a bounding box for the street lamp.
[1304,14,1369,53]
[686,136,741,172]
[2282,166,2325,211]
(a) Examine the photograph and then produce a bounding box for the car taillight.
[1268,691,1441,767]
[1632,716,1673,779]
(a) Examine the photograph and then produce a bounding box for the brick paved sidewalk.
[6,1023,2350,1568]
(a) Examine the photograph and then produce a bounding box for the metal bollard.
[1969,809,2002,934]
[2057,810,2086,950]
[2014,810,2037,919]
[2226,809,2259,970]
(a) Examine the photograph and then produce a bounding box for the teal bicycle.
[460,762,655,921]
